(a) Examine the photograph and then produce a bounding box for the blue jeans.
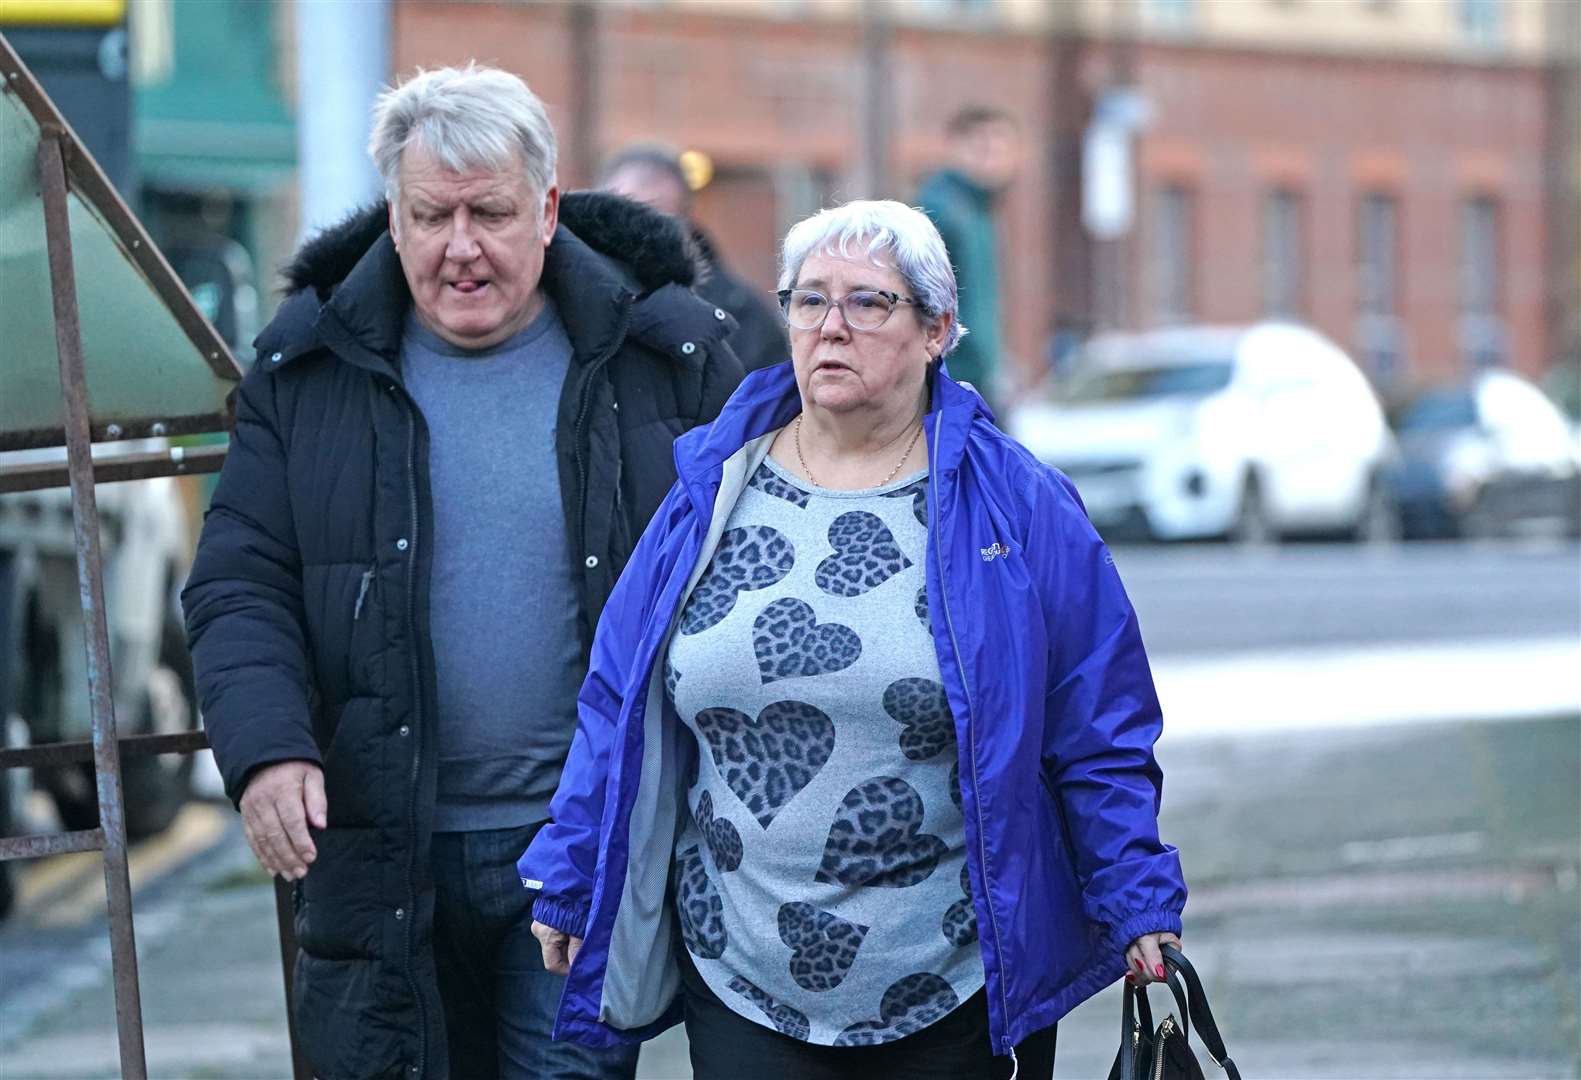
[431,824,640,1080]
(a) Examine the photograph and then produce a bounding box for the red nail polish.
[1155,964,1166,979]
[1133,959,1145,974]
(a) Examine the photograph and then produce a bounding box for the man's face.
[956,119,1022,193]
[390,142,558,351]
[602,162,688,219]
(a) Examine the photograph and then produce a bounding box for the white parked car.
[1008,324,1397,542]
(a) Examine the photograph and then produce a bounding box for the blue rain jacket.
[519,363,1186,1057]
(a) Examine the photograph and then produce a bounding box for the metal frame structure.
[0,34,309,1080]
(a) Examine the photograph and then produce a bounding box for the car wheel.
[0,847,13,921]
[1231,475,1276,546]
[121,611,197,840]
[1457,492,1501,542]
[25,615,102,832]
[0,718,16,921]
[1352,476,1401,544]
[42,611,196,840]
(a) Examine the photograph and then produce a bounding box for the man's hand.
[531,920,582,976]
[1125,931,1183,987]
[239,761,326,881]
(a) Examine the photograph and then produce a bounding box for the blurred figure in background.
[602,143,789,373]
[916,106,1021,415]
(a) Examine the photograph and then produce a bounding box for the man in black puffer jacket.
[182,65,740,1080]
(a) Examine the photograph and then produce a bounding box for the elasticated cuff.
[532,895,591,939]
[1109,908,1184,955]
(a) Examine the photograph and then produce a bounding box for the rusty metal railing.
[0,34,309,1080]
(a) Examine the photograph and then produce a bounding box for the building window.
[1358,192,1398,315]
[1460,195,1504,368]
[1150,185,1194,325]
[1262,188,1304,319]
[1459,0,1501,45]
[1357,192,1403,385]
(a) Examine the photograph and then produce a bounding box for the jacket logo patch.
[979,542,1009,563]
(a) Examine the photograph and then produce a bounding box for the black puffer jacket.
[182,193,742,1080]
[691,224,789,373]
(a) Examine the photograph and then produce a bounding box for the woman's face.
[788,249,950,419]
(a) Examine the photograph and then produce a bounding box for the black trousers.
[679,949,1056,1080]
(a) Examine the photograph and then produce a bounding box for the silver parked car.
[1009,324,1397,542]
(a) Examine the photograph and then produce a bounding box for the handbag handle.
[1117,969,1186,1078]
[1160,945,1243,1080]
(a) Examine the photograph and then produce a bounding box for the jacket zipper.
[571,298,634,573]
[400,396,430,1075]
[929,411,1014,1056]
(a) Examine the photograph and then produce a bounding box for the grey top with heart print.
[666,455,985,1047]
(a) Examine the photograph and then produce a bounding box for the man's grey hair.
[369,63,557,214]
[778,200,967,356]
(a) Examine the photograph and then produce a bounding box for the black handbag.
[1107,945,1242,1080]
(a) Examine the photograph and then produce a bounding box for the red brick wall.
[1128,42,1555,386]
[393,2,1053,380]
[392,3,1561,389]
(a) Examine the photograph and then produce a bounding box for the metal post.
[36,125,148,1080]
[273,878,313,1080]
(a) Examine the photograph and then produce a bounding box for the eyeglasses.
[777,288,923,332]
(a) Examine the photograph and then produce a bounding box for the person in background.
[602,144,790,374]
[183,63,740,1080]
[522,200,1185,1080]
[916,106,1022,414]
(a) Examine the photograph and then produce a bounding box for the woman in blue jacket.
[520,200,1186,1079]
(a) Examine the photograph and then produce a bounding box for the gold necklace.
[795,414,924,490]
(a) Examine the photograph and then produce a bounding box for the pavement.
[1,540,1576,1078]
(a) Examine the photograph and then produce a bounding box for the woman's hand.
[1124,931,1182,986]
[531,919,583,976]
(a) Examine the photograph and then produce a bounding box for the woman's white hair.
[369,63,557,214]
[778,200,967,356]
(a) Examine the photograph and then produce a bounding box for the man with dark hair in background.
[602,145,789,373]
[916,106,1022,414]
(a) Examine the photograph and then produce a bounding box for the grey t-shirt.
[400,304,584,832]
[666,455,985,1046]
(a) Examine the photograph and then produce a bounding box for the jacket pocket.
[293,952,409,1080]
[296,826,384,961]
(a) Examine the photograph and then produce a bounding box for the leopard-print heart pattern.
[833,972,960,1046]
[752,597,861,685]
[814,511,913,598]
[675,845,727,959]
[882,677,955,762]
[693,700,835,828]
[941,864,978,946]
[694,790,742,872]
[748,461,810,508]
[881,476,928,527]
[777,901,869,992]
[679,525,795,636]
[816,776,945,889]
[728,976,810,1040]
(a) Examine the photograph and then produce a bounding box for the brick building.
[388,0,1578,397]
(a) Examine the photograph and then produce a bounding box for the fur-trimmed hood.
[282,190,703,299]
